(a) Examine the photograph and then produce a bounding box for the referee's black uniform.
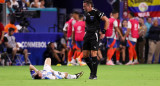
[83,8,105,79]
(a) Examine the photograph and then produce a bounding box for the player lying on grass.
[29,58,83,80]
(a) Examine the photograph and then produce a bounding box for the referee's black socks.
[92,57,98,76]
[84,57,94,75]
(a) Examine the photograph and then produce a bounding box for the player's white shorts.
[43,65,66,79]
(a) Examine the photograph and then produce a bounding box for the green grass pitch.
[0,65,160,86]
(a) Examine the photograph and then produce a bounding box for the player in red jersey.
[72,14,86,66]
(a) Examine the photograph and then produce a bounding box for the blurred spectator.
[4,18,18,33]
[43,42,65,66]
[145,17,152,63]
[40,0,45,8]
[137,17,147,64]
[120,19,128,63]
[147,19,160,64]
[0,22,5,45]
[18,0,28,10]
[6,1,13,16]
[55,36,67,63]
[0,22,5,65]
[30,0,40,8]
[44,0,52,7]
[145,17,152,37]
[11,0,19,8]
[25,0,30,7]
[29,0,34,3]
[4,28,30,65]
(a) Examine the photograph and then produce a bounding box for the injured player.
[29,58,83,80]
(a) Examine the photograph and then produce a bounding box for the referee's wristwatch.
[102,29,106,34]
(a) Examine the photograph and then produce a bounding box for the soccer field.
[0,65,160,86]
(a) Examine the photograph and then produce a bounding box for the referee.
[83,0,109,79]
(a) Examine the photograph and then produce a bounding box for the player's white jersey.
[41,70,56,80]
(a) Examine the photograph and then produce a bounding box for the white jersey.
[42,65,65,79]
[41,70,56,80]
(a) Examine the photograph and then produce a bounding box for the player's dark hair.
[83,0,94,7]
[146,17,152,21]
[47,42,54,49]
[112,10,119,14]
[79,14,84,19]
[5,0,11,3]
[34,74,41,79]
[72,11,80,15]
[129,12,134,17]
[139,17,144,20]
[8,28,15,32]
[40,0,44,2]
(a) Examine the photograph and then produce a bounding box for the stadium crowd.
[0,0,160,66]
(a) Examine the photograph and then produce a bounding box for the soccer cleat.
[75,71,84,79]
[89,74,97,80]
[125,61,133,65]
[79,61,87,66]
[67,63,73,66]
[133,60,139,65]
[116,61,123,65]
[76,57,87,66]
[106,60,115,65]
[67,62,73,66]
[71,59,77,65]
[89,74,94,79]
[93,76,97,80]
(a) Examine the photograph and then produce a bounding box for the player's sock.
[107,48,116,61]
[66,74,77,79]
[84,57,94,74]
[133,48,138,60]
[92,57,98,76]
[73,51,77,60]
[76,51,81,59]
[76,51,82,63]
[79,52,83,62]
[68,50,73,62]
[128,47,133,61]
[116,50,120,62]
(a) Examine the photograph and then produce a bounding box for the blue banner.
[14,32,63,65]
[27,8,58,32]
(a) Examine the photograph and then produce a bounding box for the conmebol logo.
[17,42,48,48]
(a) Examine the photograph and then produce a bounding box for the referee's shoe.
[89,73,97,80]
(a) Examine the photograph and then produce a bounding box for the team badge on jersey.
[90,16,94,21]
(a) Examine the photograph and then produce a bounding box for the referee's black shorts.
[83,32,99,51]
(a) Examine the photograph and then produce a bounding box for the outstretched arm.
[29,65,38,72]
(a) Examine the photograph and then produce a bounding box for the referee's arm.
[101,16,109,30]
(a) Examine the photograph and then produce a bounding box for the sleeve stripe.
[99,13,105,18]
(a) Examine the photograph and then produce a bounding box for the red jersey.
[73,21,85,41]
[0,22,4,39]
[67,18,77,38]
[129,19,139,38]
[105,18,117,37]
